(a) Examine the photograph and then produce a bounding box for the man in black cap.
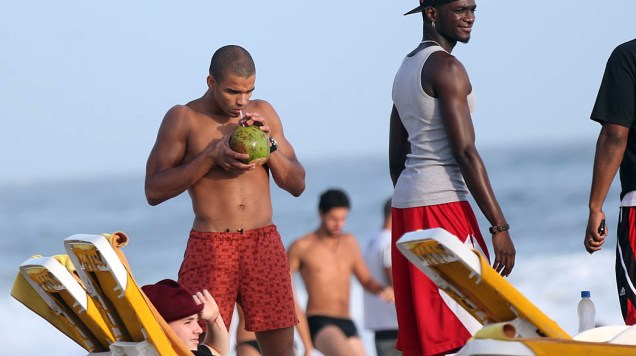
[389,1,516,355]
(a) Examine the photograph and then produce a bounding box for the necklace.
[421,40,442,47]
[317,231,340,254]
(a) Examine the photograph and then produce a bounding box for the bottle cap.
[581,291,591,298]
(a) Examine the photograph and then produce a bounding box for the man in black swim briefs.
[288,189,394,355]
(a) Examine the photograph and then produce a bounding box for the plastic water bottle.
[577,290,596,333]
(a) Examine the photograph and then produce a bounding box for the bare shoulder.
[160,104,197,128]
[431,52,468,79]
[166,104,193,116]
[428,52,469,80]
[288,233,314,256]
[249,99,274,111]
[341,233,361,248]
[250,99,282,122]
[427,52,471,94]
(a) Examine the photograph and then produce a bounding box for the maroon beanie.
[142,279,203,323]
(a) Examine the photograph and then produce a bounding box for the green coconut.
[229,125,270,165]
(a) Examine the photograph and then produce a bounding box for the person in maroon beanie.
[142,279,229,356]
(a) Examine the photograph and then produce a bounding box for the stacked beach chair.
[11,232,191,356]
[396,228,636,356]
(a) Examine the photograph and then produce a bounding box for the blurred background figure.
[288,189,394,356]
[364,198,401,356]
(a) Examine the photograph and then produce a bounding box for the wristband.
[489,224,510,235]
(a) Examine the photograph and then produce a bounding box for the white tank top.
[391,45,476,208]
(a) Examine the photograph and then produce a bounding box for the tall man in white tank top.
[389,1,516,355]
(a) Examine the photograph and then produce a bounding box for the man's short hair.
[318,189,351,214]
[209,45,256,81]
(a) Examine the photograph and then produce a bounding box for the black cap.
[404,0,458,16]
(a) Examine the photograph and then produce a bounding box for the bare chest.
[301,243,355,279]
[184,116,237,161]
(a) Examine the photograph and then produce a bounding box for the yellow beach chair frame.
[396,228,636,356]
[12,255,114,352]
[12,232,193,356]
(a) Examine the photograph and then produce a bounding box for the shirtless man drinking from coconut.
[144,45,305,356]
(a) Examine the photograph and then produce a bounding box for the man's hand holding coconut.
[229,111,274,166]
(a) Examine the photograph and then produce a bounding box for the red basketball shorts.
[617,206,636,325]
[392,201,490,356]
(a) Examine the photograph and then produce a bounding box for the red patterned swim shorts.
[177,224,298,332]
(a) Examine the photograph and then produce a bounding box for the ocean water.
[1,141,626,355]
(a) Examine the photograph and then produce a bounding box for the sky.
[1,0,635,184]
